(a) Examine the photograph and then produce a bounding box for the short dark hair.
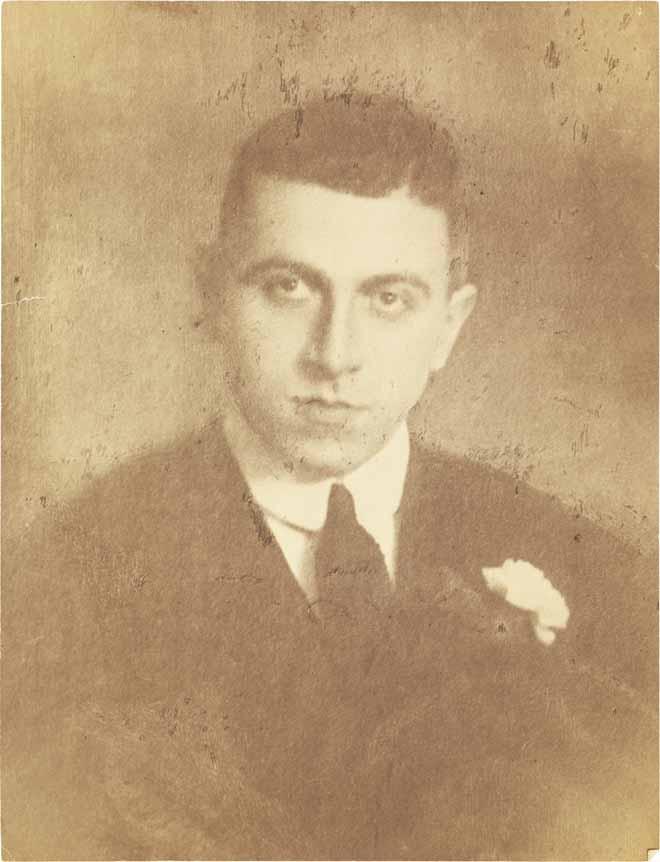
[220,93,467,280]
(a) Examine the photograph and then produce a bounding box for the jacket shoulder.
[2,425,246,699]
[406,443,657,695]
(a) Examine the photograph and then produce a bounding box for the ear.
[431,283,477,370]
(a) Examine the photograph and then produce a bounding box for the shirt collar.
[223,408,410,533]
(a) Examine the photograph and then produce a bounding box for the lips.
[294,395,365,409]
[293,396,367,425]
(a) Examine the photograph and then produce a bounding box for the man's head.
[213,94,476,480]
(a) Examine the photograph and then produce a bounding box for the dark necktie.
[315,483,392,622]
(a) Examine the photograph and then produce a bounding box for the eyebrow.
[239,256,431,297]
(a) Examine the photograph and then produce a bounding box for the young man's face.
[219,175,475,480]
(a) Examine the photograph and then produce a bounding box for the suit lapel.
[397,443,476,595]
[185,423,312,623]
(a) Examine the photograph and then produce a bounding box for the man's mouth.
[292,396,367,424]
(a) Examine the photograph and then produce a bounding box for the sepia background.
[3,2,657,551]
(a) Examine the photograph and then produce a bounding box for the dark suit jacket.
[3,421,658,860]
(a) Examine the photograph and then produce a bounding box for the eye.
[262,273,313,305]
[378,291,401,307]
[370,287,411,319]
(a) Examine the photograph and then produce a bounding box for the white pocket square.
[482,558,570,645]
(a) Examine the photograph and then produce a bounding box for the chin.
[285,436,381,482]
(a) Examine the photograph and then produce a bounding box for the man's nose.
[306,296,362,378]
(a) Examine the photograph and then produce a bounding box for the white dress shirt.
[223,412,410,603]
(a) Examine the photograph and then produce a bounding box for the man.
[3,95,657,860]
[213,97,475,614]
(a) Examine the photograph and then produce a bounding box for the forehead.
[235,175,450,284]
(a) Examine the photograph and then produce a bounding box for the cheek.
[369,321,440,396]
[227,300,307,380]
